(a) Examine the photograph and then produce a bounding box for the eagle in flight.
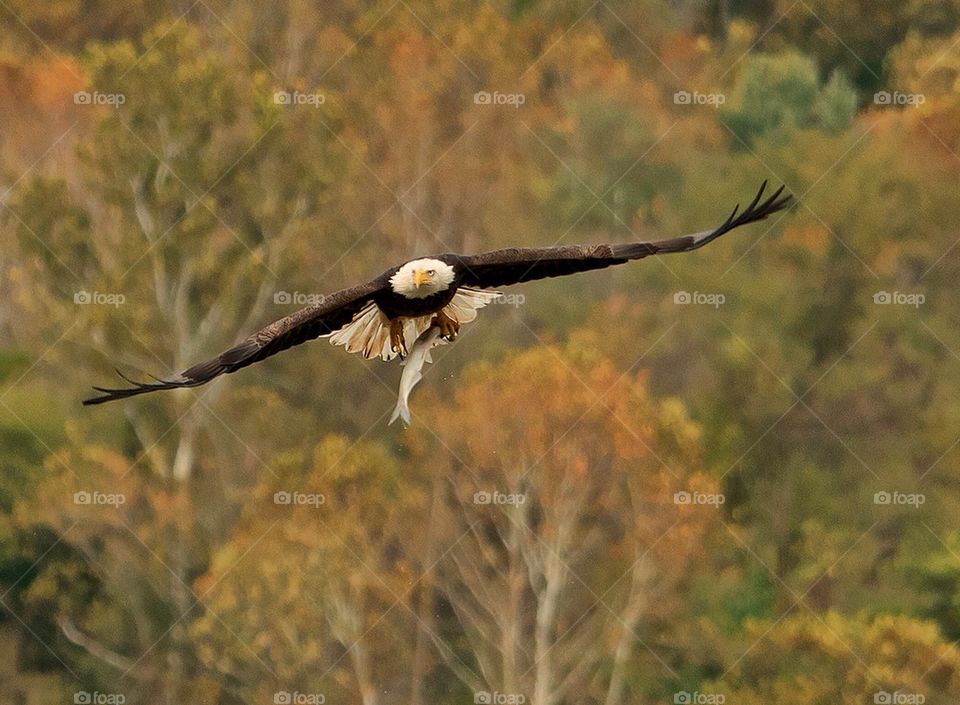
[84,182,790,405]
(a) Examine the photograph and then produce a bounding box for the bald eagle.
[83,182,790,405]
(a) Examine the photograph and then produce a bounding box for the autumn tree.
[710,612,960,704]
[407,343,719,705]
[4,16,352,702]
[190,435,429,705]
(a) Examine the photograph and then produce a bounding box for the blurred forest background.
[2,0,960,703]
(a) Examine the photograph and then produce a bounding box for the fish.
[388,324,447,426]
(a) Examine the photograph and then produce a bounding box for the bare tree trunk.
[532,548,563,705]
[331,596,379,705]
[503,517,522,693]
[410,473,443,705]
[349,640,379,705]
[604,559,650,705]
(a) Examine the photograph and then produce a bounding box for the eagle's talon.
[390,319,408,358]
[433,311,460,341]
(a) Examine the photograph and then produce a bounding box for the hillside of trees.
[2,1,960,703]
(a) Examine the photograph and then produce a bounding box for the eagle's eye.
[426,269,435,276]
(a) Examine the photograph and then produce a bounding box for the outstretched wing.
[452,181,791,289]
[83,275,390,405]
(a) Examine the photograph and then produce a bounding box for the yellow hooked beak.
[413,270,432,288]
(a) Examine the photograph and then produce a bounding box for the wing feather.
[84,183,791,406]
[83,275,390,405]
[454,181,791,289]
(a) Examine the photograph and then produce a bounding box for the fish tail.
[388,398,412,426]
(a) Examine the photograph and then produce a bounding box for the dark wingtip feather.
[83,385,149,405]
[694,181,792,247]
[723,204,740,230]
[625,181,792,258]
[82,368,210,406]
[609,182,793,260]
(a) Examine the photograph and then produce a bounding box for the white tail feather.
[327,288,503,361]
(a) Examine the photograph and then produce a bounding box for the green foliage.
[914,532,960,640]
[711,612,960,704]
[0,0,163,52]
[8,177,93,282]
[723,52,857,144]
[815,69,859,133]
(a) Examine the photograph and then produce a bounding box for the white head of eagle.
[390,258,456,298]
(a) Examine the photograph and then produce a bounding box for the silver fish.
[388,324,446,426]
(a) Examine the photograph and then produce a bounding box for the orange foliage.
[782,223,830,255]
[27,57,83,109]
